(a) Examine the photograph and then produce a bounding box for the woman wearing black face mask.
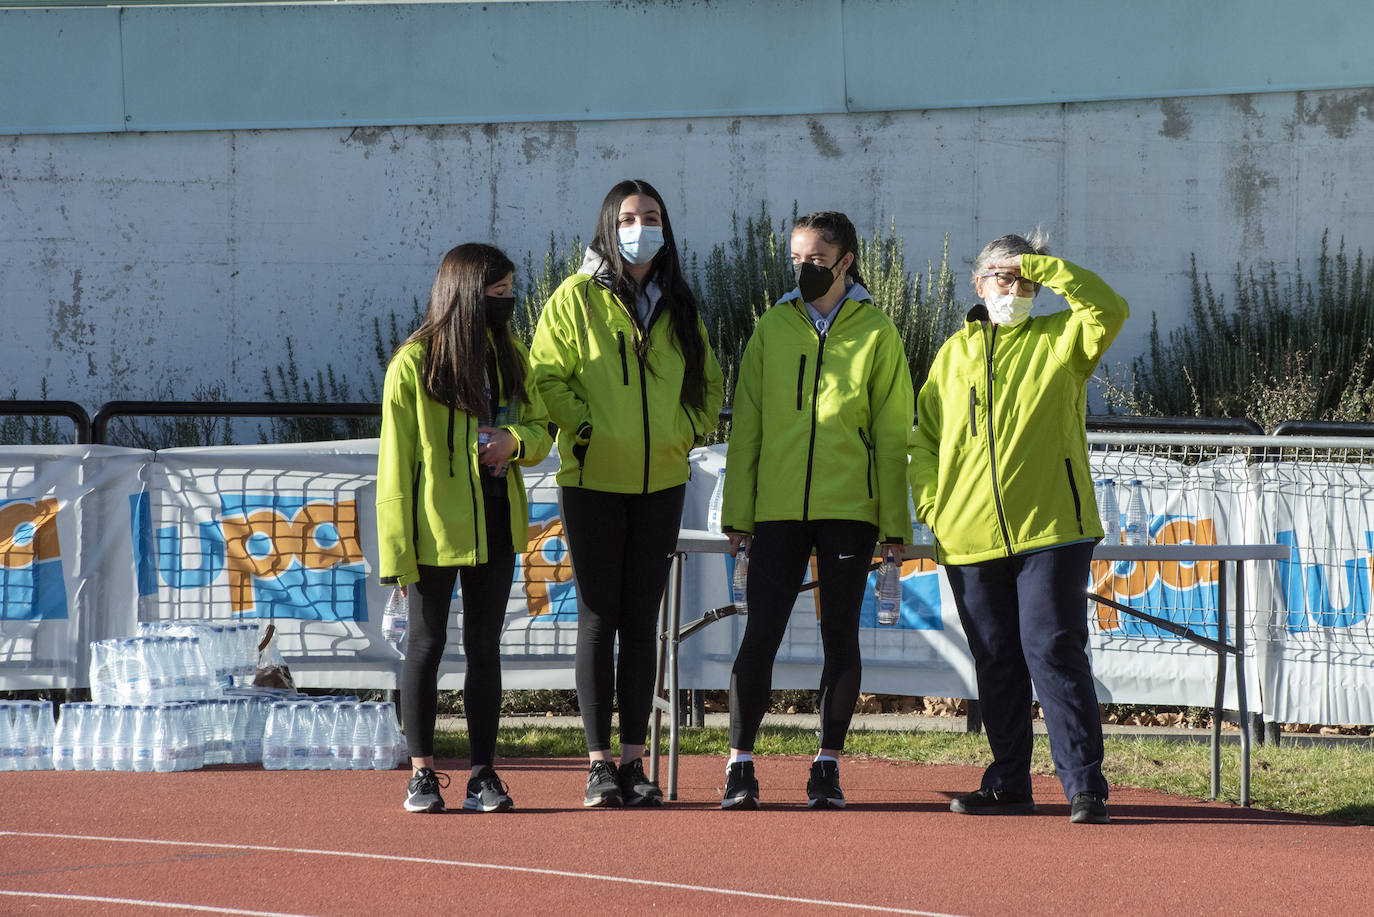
[376,243,552,814]
[719,211,914,810]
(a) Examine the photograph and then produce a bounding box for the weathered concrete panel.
[4,91,1374,417]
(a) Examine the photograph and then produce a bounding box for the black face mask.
[484,295,516,327]
[794,261,838,303]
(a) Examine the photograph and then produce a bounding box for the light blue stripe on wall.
[0,8,125,133]
[2,0,1372,135]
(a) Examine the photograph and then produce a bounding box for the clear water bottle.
[371,702,401,771]
[706,468,725,533]
[262,702,291,771]
[350,703,375,771]
[113,705,136,771]
[329,701,356,770]
[1123,480,1149,546]
[1096,479,1121,544]
[93,704,117,772]
[308,701,332,770]
[912,521,934,546]
[875,558,902,626]
[0,704,18,772]
[731,546,749,615]
[132,706,155,773]
[382,587,408,650]
[53,704,79,771]
[73,704,96,772]
[288,702,312,771]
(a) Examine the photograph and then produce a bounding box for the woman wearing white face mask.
[909,228,1129,825]
[530,179,724,808]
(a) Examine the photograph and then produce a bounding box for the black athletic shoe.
[1069,792,1110,824]
[404,767,450,813]
[949,787,1037,816]
[806,760,845,809]
[617,757,664,807]
[462,767,514,813]
[584,760,624,808]
[721,760,759,810]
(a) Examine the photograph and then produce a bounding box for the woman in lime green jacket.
[376,243,551,815]
[910,229,1128,825]
[719,211,914,811]
[530,179,724,808]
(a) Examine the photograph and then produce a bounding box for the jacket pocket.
[796,354,807,410]
[968,387,978,438]
[1064,458,1084,534]
[617,332,629,386]
[858,428,875,499]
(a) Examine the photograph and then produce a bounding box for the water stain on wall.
[1225,149,1275,247]
[1300,88,1374,139]
[1159,98,1191,139]
[807,118,843,158]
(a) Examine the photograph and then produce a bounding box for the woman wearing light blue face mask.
[529,179,724,808]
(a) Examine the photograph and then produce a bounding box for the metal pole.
[1210,563,1228,800]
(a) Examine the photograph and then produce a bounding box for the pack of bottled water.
[0,700,56,771]
[261,698,405,771]
[138,622,260,688]
[90,636,215,705]
[49,692,281,772]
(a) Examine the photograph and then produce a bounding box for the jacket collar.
[579,246,663,326]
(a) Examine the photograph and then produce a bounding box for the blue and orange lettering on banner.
[145,494,367,621]
[801,555,944,631]
[1276,529,1371,632]
[520,502,577,621]
[0,497,67,622]
[1090,516,1219,638]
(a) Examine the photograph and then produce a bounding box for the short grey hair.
[971,226,1052,287]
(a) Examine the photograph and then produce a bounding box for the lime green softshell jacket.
[528,272,724,494]
[722,287,915,544]
[909,255,1130,565]
[375,338,553,585]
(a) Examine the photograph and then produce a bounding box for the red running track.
[2,755,1371,916]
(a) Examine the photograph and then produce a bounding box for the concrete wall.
[5,88,1374,415]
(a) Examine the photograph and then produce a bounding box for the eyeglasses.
[982,271,1038,294]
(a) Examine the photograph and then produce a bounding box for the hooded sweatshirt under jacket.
[375,337,553,586]
[909,254,1129,566]
[528,249,724,494]
[722,285,915,544]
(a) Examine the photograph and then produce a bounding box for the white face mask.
[985,290,1033,326]
[617,225,665,265]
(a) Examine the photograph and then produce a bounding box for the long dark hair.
[588,179,708,412]
[793,211,868,288]
[400,243,528,415]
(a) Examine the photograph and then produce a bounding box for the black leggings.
[729,519,878,752]
[561,484,685,752]
[401,479,513,766]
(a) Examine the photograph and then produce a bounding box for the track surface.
[3,755,1371,916]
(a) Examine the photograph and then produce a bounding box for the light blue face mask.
[617,225,665,265]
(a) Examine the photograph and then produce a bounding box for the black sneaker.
[721,760,759,810]
[806,760,845,809]
[949,787,1037,816]
[617,757,664,807]
[1069,791,1110,824]
[463,767,514,813]
[404,767,450,813]
[584,760,624,807]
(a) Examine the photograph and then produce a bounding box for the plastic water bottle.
[1096,479,1121,544]
[382,587,409,649]
[93,704,117,772]
[54,704,78,771]
[875,558,902,626]
[73,705,96,772]
[288,702,312,771]
[262,702,291,771]
[731,546,749,615]
[371,703,401,771]
[706,468,725,533]
[912,521,933,546]
[1123,480,1150,546]
[113,705,136,771]
[350,703,375,771]
[0,705,17,772]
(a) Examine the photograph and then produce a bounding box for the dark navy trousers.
[944,540,1109,802]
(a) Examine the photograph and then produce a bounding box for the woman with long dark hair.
[530,179,724,807]
[719,210,914,810]
[376,242,552,814]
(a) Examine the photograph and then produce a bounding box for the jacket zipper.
[796,355,807,411]
[465,414,483,559]
[638,350,651,493]
[981,323,1014,553]
[446,407,456,477]
[858,427,874,499]
[1064,458,1085,534]
[800,303,843,520]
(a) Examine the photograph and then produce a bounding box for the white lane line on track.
[0,830,967,917]
[0,889,317,917]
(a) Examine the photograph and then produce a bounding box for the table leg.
[1211,562,1228,800]
[667,550,684,801]
[1236,561,1250,807]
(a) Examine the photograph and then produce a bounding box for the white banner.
[3,439,1373,725]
